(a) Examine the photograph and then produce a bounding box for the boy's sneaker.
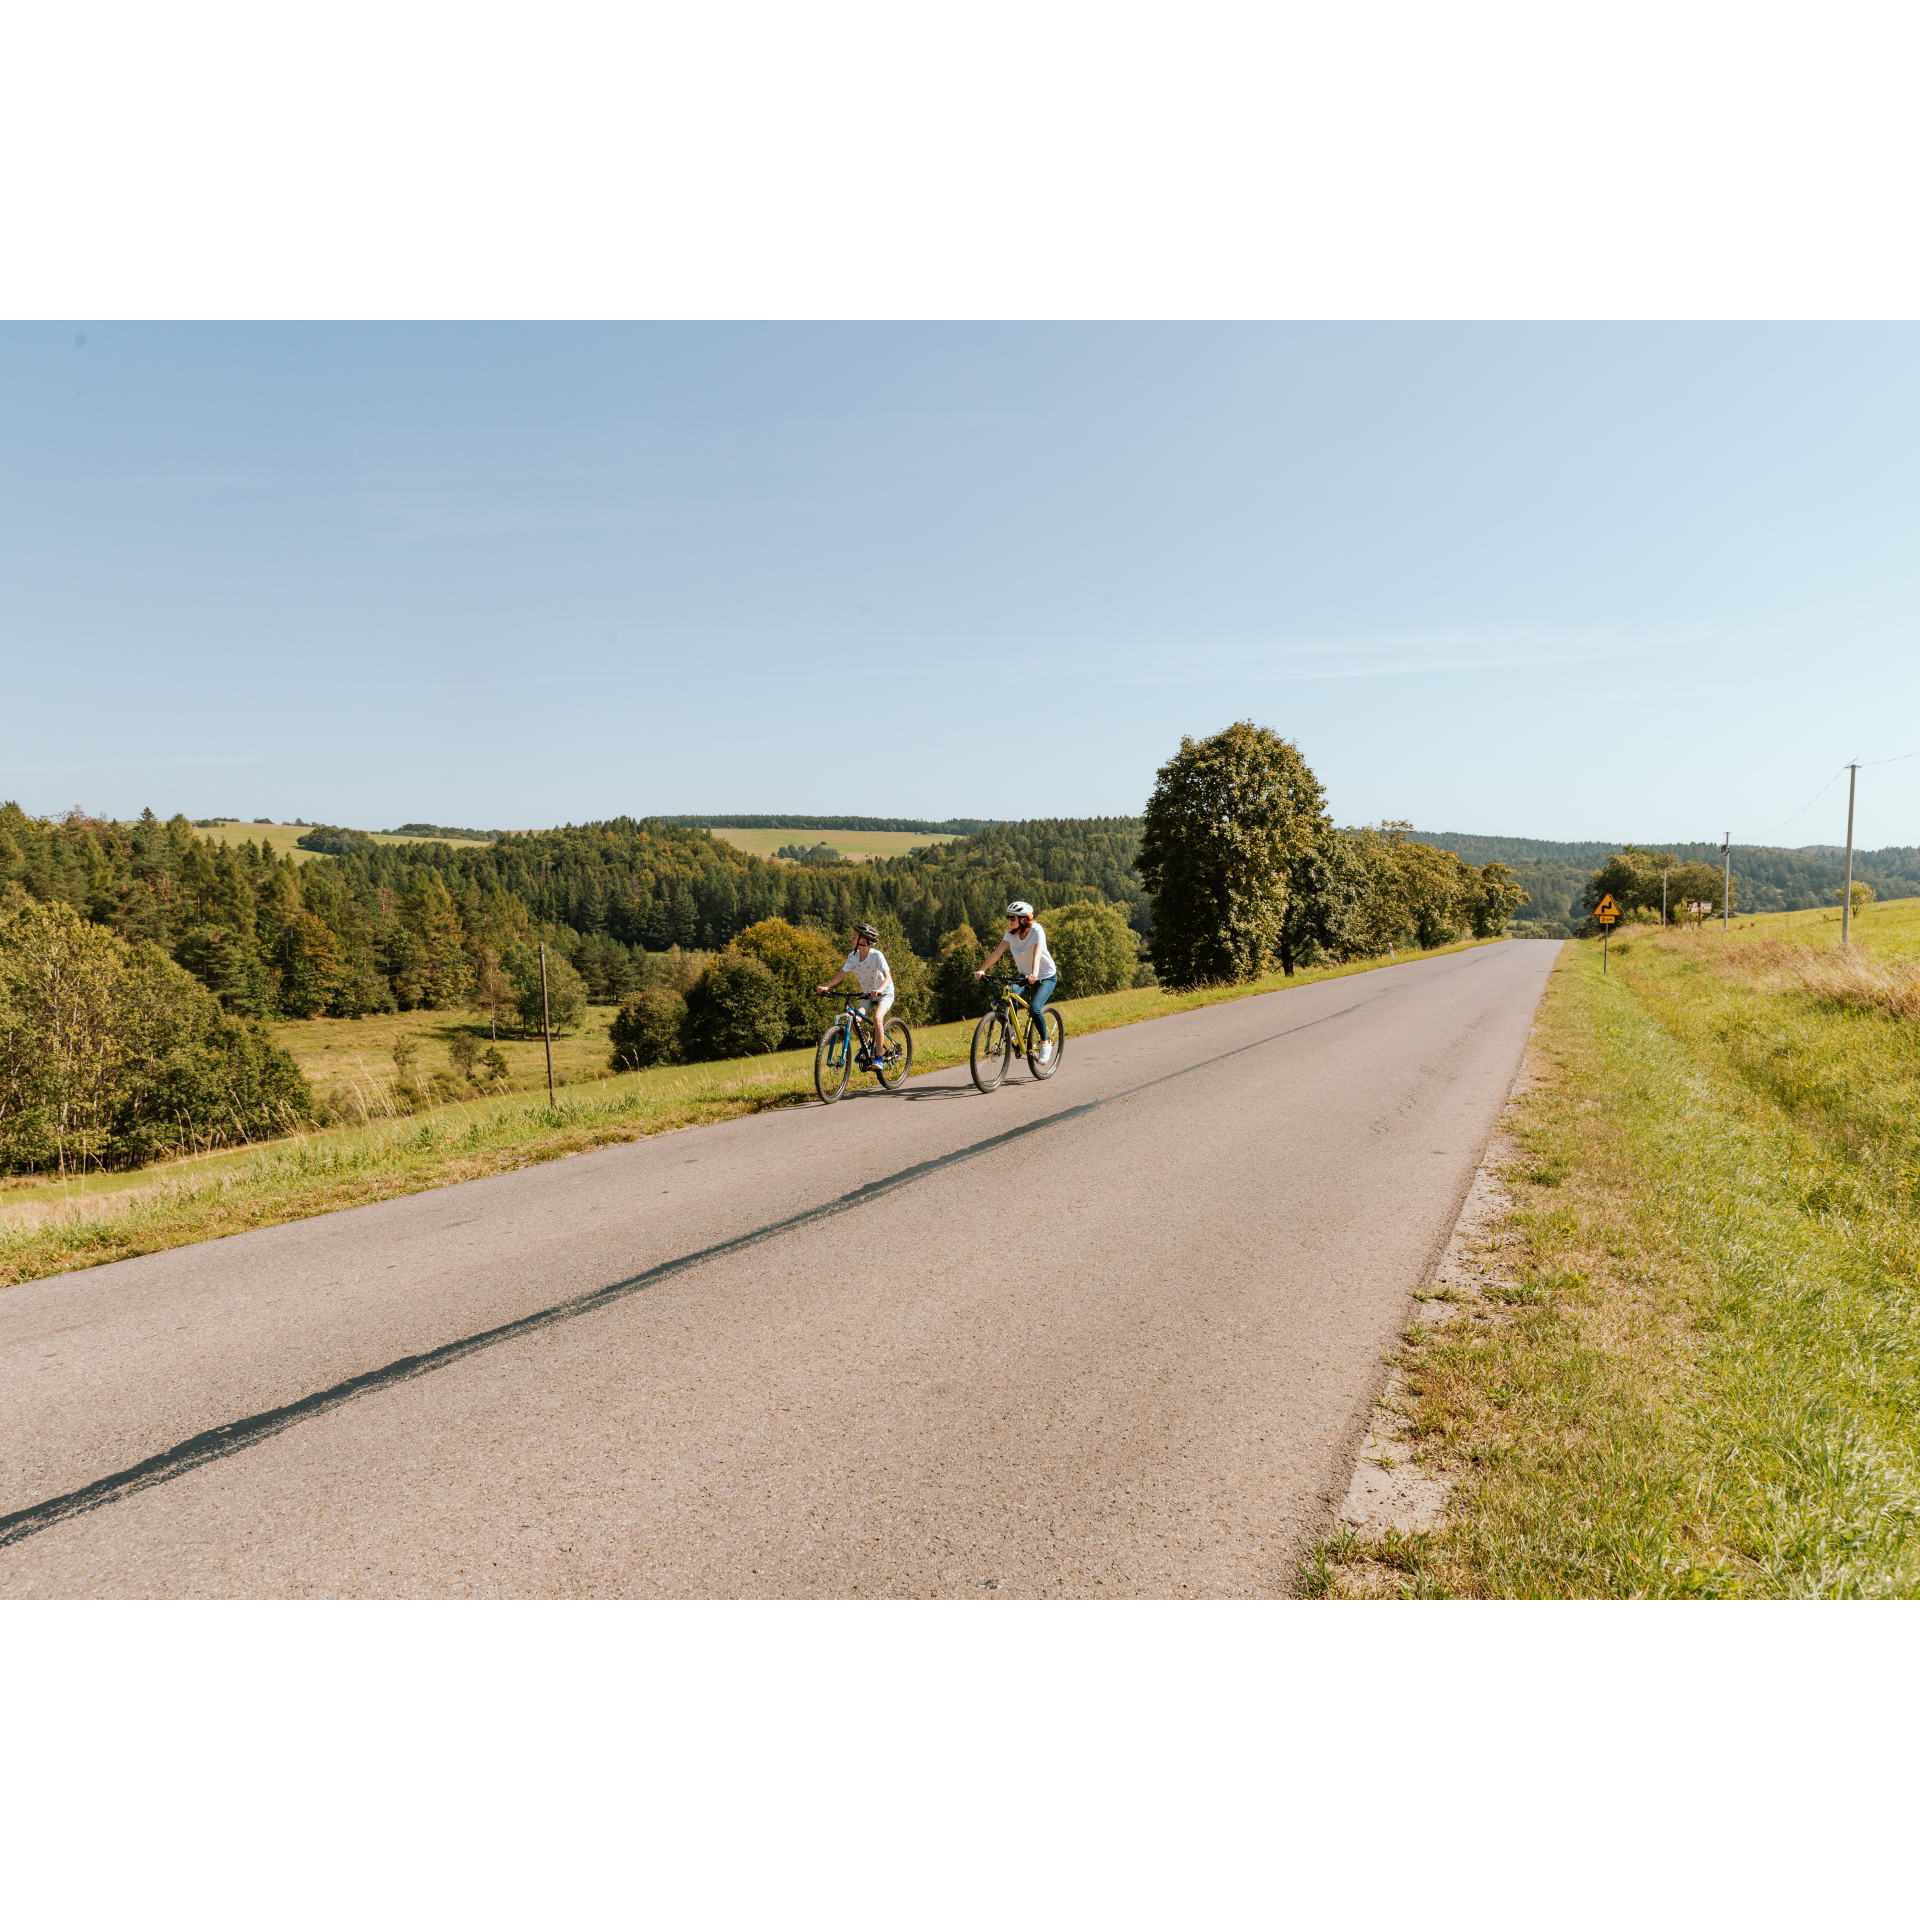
[1037,1041,1053,1065]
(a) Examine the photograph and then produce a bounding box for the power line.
[1758,744,1920,839]
[1762,765,1852,837]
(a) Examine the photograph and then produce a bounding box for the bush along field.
[1309,898,1920,1599]
[0,936,1498,1287]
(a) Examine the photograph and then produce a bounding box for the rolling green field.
[705,826,959,863]
[0,937,1497,1283]
[1312,897,1920,1598]
[179,820,489,864]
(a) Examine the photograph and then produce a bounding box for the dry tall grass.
[1710,934,1920,1019]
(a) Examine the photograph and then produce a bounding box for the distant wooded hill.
[666,814,1000,835]
[1411,831,1920,933]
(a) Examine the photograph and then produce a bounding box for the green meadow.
[182,820,483,866]
[1311,896,1920,1598]
[705,825,959,863]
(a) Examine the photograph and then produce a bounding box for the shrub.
[448,1032,481,1078]
[1043,901,1138,1000]
[728,917,844,1046]
[684,955,787,1060]
[0,899,314,1173]
[609,988,689,1070]
[632,946,709,996]
[295,825,376,856]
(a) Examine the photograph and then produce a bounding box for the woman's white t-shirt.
[1006,923,1056,980]
[844,946,891,994]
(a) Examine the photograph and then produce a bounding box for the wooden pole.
[1841,762,1858,946]
[539,942,556,1108]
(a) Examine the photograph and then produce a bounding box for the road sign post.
[1594,892,1620,971]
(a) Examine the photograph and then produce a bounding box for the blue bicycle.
[814,993,914,1103]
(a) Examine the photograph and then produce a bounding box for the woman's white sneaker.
[1037,1041,1053,1064]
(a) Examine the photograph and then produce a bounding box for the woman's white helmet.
[1007,900,1034,919]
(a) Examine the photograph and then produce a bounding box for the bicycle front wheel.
[970,1011,1010,1092]
[876,1016,914,1091]
[1026,1006,1064,1079]
[815,1022,852,1103]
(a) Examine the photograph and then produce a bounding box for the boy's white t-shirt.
[1006,923,1057,980]
[844,946,891,994]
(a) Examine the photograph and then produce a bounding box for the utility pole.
[1661,861,1669,929]
[1841,762,1859,946]
[1722,833,1731,932]
[539,942,556,1108]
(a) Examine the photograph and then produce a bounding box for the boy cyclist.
[975,900,1057,1065]
[817,923,894,1072]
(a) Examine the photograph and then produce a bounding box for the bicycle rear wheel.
[970,1011,1010,1092]
[815,1022,852,1103]
[876,1016,914,1091]
[1026,1006,1064,1079]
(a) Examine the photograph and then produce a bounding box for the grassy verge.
[0,938,1497,1288]
[1310,903,1920,1598]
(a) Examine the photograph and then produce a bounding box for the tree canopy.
[1137,722,1328,989]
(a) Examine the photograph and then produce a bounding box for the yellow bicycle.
[970,978,1063,1093]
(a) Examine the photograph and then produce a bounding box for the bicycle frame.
[988,979,1045,1054]
[821,994,882,1068]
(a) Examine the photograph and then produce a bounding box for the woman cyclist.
[976,900,1057,1066]
[817,923,894,1072]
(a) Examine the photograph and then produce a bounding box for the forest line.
[1,782,1529,1175]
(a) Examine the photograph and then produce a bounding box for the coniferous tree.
[396,874,473,1008]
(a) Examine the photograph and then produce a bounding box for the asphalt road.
[0,940,1558,1598]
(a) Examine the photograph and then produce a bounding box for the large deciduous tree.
[0,896,122,1174]
[1468,861,1529,937]
[1278,823,1371,975]
[0,894,312,1173]
[1136,722,1326,989]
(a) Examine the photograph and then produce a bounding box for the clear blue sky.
[7,323,1917,848]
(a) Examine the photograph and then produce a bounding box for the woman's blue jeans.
[1018,975,1056,1043]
